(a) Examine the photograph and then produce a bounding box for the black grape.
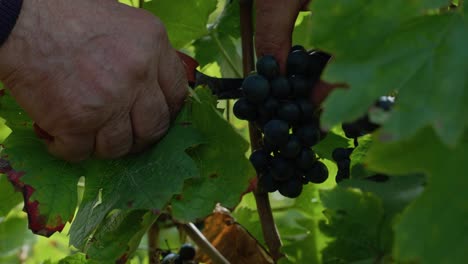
[295,148,317,170]
[287,49,309,76]
[289,75,310,97]
[277,102,301,124]
[263,137,278,154]
[233,98,257,121]
[271,77,291,99]
[304,161,329,183]
[259,170,279,192]
[375,96,394,111]
[279,135,302,159]
[263,120,289,147]
[296,124,321,147]
[335,159,350,182]
[291,45,306,52]
[332,147,353,162]
[249,149,270,173]
[263,97,280,115]
[337,158,350,171]
[296,99,316,121]
[161,253,180,264]
[178,244,196,261]
[242,75,270,103]
[257,55,280,79]
[271,156,295,181]
[278,178,303,198]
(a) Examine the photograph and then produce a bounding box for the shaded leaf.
[309,1,467,145]
[366,128,468,263]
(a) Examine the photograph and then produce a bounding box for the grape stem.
[182,223,230,264]
[240,0,284,262]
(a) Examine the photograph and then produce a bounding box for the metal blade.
[194,71,244,99]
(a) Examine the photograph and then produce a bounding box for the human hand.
[255,0,311,73]
[0,0,187,162]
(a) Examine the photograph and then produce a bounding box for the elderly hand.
[0,0,187,162]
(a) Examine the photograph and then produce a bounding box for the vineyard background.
[1,0,467,263]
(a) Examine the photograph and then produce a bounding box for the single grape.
[242,74,270,103]
[263,120,289,147]
[271,156,295,182]
[233,98,257,121]
[271,77,291,99]
[279,135,302,159]
[375,96,395,111]
[342,120,365,138]
[277,102,301,124]
[332,147,353,162]
[295,148,317,170]
[249,149,270,173]
[304,161,329,183]
[291,45,306,52]
[256,55,280,79]
[255,106,273,128]
[287,50,309,76]
[296,124,321,147]
[263,137,278,154]
[335,170,348,183]
[178,244,196,261]
[337,158,351,171]
[259,170,280,193]
[278,178,303,198]
[296,99,316,121]
[289,75,310,97]
[161,253,180,264]
[263,97,280,115]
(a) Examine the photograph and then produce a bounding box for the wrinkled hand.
[0,0,187,162]
[255,0,310,73]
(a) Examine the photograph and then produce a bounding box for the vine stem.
[239,0,284,262]
[148,222,160,264]
[182,223,230,264]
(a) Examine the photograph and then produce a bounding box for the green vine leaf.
[319,187,385,263]
[171,88,255,221]
[143,0,218,48]
[0,175,22,217]
[366,128,468,263]
[309,1,467,146]
[69,120,203,249]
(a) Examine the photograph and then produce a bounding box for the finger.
[94,114,133,159]
[255,0,306,73]
[47,133,94,162]
[130,83,171,154]
[156,38,188,118]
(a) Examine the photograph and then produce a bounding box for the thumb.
[255,0,309,73]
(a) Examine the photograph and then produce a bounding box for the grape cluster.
[161,244,196,264]
[332,147,354,182]
[234,46,331,198]
[334,96,395,183]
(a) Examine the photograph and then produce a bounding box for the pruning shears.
[177,52,244,99]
